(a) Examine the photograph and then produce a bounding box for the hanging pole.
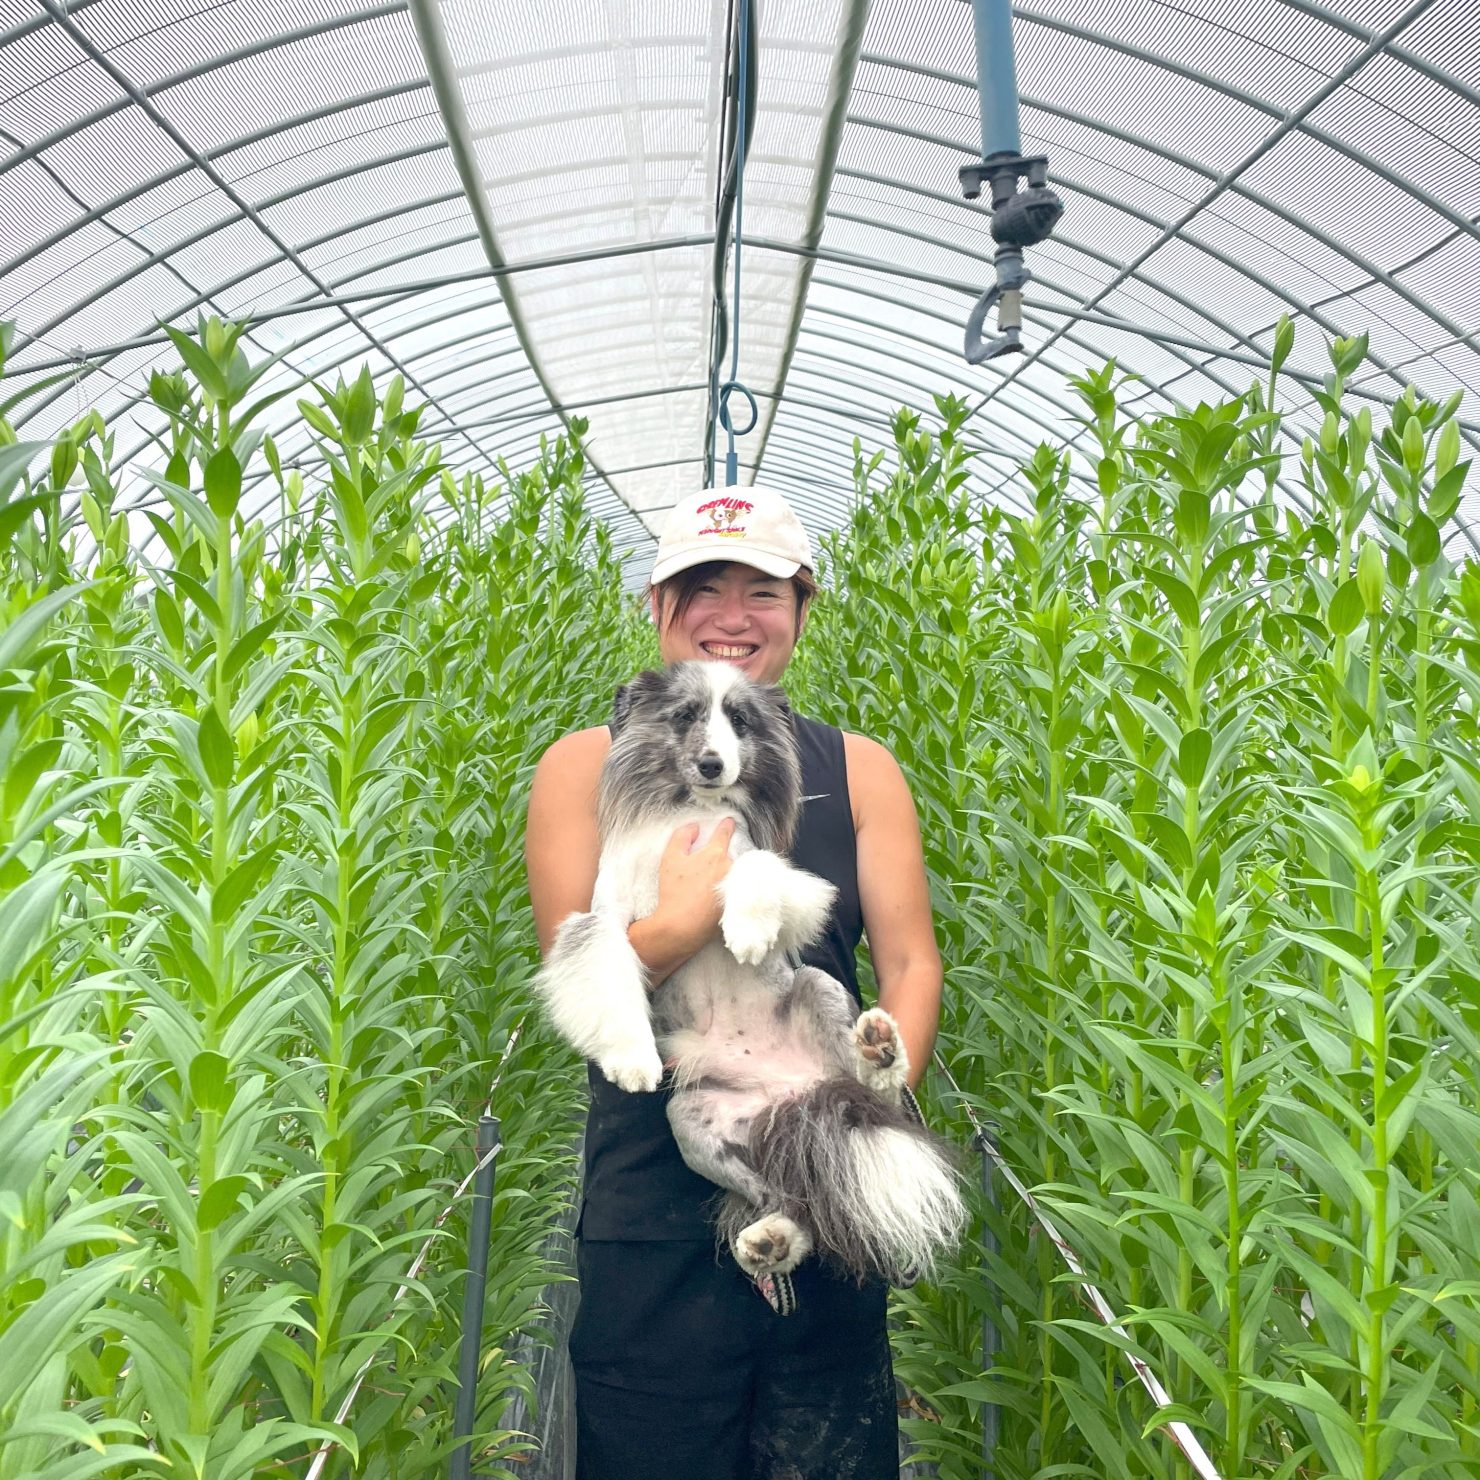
[716,0,758,487]
[969,0,1021,158]
[450,1114,500,1480]
[959,0,1063,364]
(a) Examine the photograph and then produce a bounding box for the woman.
[524,483,943,1480]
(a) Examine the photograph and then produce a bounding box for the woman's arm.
[844,733,944,1091]
[524,727,733,982]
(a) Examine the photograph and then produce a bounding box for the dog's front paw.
[596,1040,664,1093]
[854,1008,909,1093]
[776,869,838,953]
[734,1214,812,1277]
[722,896,783,966]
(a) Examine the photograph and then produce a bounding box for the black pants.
[569,1238,898,1480]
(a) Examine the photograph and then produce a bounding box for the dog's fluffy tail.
[748,1079,964,1282]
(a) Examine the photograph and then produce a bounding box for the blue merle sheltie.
[534,661,963,1285]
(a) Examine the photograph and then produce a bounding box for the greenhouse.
[2,0,1479,1475]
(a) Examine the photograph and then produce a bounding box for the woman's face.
[652,562,804,686]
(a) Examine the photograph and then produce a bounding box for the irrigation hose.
[704,0,758,487]
[931,1050,1226,1480]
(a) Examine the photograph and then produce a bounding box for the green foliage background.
[4,314,1479,1480]
[789,334,1480,1480]
[0,320,647,1479]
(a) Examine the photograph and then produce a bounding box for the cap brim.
[649,545,802,586]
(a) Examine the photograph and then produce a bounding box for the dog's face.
[612,662,789,791]
[605,662,801,846]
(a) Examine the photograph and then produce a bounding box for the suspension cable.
[708,0,758,487]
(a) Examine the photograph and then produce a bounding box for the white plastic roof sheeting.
[2,0,1477,570]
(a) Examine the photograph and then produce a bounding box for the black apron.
[578,712,861,1241]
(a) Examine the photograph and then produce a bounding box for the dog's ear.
[611,669,664,736]
[761,683,795,732]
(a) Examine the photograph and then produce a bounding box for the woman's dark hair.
[652,560,817,640]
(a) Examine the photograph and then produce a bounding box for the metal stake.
[980,1121,1001,1478]
[450,1114,501,1480]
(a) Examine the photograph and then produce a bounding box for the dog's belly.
[656,947,829,1096]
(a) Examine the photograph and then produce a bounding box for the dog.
[534,661,963,1286]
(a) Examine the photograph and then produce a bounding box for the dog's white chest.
[592,809,744,923]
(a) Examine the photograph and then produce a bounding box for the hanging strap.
[716,0,757,486]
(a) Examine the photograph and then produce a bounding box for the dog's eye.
[729,709,749,735]
[674,705,699,726]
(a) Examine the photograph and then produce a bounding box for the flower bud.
[1050,589,1070,650]
[1357,537,1386,614]
[1402,415,1425,474]
[234,709,260,758]
[1436,420,1460,479]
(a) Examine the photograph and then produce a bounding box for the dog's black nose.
[698,753,724,780]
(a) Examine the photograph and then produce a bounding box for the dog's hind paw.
[853,1008,910,1094]
[734,1214,812,1278]
[596,1041,664,1094]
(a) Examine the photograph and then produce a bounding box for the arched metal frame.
[4,0,1476,575]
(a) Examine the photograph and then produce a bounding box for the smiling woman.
[649,486,822,680]
[523,479,945,1480]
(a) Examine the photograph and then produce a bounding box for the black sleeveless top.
[578,713,862,1241]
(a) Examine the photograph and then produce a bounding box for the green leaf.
[0,1256,134,1413]
[1430,462,1469,522]
[0,491,54,550]
[197,1174,251,1231]
[164,322,228,400]
[1176,727,1211,787]
[1328,576,1365,635]
[197,705,234,789]
[188,1050,231,1113]
[222,612,285,686]
[0,580,94,673]
[0,441,49,505]
[204,445,242,518]
[153,587,185,651]
[344,365,376,446]
[1145,567,1199,627]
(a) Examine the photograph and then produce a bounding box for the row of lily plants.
[0,318,647,1479]
[789,327,1480,1479]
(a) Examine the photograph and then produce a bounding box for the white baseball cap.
[649,483,813,586]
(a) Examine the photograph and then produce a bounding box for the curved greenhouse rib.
[0,80,437,293]
[31,0,506,479]
[0,1,413,186]
[969,0,1455,419]
[851,62,1476,406]
[1280,0,1478,104]
[406,0,633,516]
[1010,2,1478,245]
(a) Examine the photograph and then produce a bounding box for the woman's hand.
[627,818,735,984]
